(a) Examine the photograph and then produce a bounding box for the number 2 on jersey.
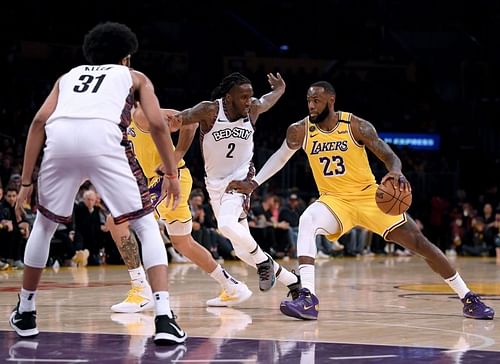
[73,74,106,93]
[226,143,235,158]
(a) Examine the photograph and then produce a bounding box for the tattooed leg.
[106,215,141,269]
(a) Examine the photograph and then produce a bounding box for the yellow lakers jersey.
[128,119,185,179]
[303,111,376,198]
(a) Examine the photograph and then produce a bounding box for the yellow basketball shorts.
[148,167,193,224]
[318,184,407,241]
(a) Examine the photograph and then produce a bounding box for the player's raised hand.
[267,72,285,91]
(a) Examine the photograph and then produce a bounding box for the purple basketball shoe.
[462,292,495,320]
[280,288,319,320]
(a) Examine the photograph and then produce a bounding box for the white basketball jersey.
[202,99,254,179]
[47,64,133,125]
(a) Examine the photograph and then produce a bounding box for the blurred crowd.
[1,1,500,267]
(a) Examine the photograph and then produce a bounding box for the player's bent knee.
[299,211,314,227]
[217,215,238,238]
[130,214,168,269]
[166,220,192,237]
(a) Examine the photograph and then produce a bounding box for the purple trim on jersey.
[383,213,408,240]
[119,87,134,129]
[148,176,164,208]
[114,125,154,225]
[114,206,154,225]
[37,204,72,224]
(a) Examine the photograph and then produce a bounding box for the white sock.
[129,266,148,286]
[154,291,172,317]
[209,264,239,290]
[275,262,299,286]
[19,288,36,313]
[444,272,470,299]
[299,264,315,295]
[251,245,269,264]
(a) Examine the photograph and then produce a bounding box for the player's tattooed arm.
[352,115,410,190]
[352,115,402,173]
[286,119,306,150]
[176,101,217,132]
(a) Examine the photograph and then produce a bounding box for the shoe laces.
[218,289,232,301]
[465,294,485,307]
[257,258,272,280]
[298,288,311,299]
[124,286,146,304]
[156,311,178,322]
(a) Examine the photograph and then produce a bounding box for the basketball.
[375,178,412,215]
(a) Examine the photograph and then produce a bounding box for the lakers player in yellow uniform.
[227,81,494,321]
[109,103,252,313]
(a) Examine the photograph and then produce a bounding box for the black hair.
[6,185,18,193]
[210,72,252,100]
[310,81,336,95]
[82,22,138,65]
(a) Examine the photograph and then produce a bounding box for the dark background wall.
[1,0,499,221]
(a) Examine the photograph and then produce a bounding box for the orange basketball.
[375,178,412,215]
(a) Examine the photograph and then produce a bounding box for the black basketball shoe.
[9,300,39,338]
[153,312,187,345]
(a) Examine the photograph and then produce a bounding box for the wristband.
[165,173,178,180]
[21,182,33,187]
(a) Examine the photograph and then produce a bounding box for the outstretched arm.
[226,120,305,194]
[351,115,411,192]
[250,73,286,120]
[153,108,198,171]
[174,101,217,131]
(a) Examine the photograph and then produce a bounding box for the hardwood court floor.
[0,256,498,363]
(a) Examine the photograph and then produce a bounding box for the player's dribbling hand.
[267,72,286,91]
[381,171,412,193]
[162,177,181,210]
[225,179,258,195]
[15,185,32,222]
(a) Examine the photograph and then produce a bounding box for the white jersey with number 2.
[202,98,254,184]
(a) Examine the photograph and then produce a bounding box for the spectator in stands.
[462,217,489,256]
[0,186,12,269]
[1,187,28,269]
[48,222,75,267]
[341,227,371,257]
[482,203,495,226]
[189,189,235,260]
[279,193,305,257]
[485,209,500,259]
[249,194,283,256]
[73,190,105,265]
